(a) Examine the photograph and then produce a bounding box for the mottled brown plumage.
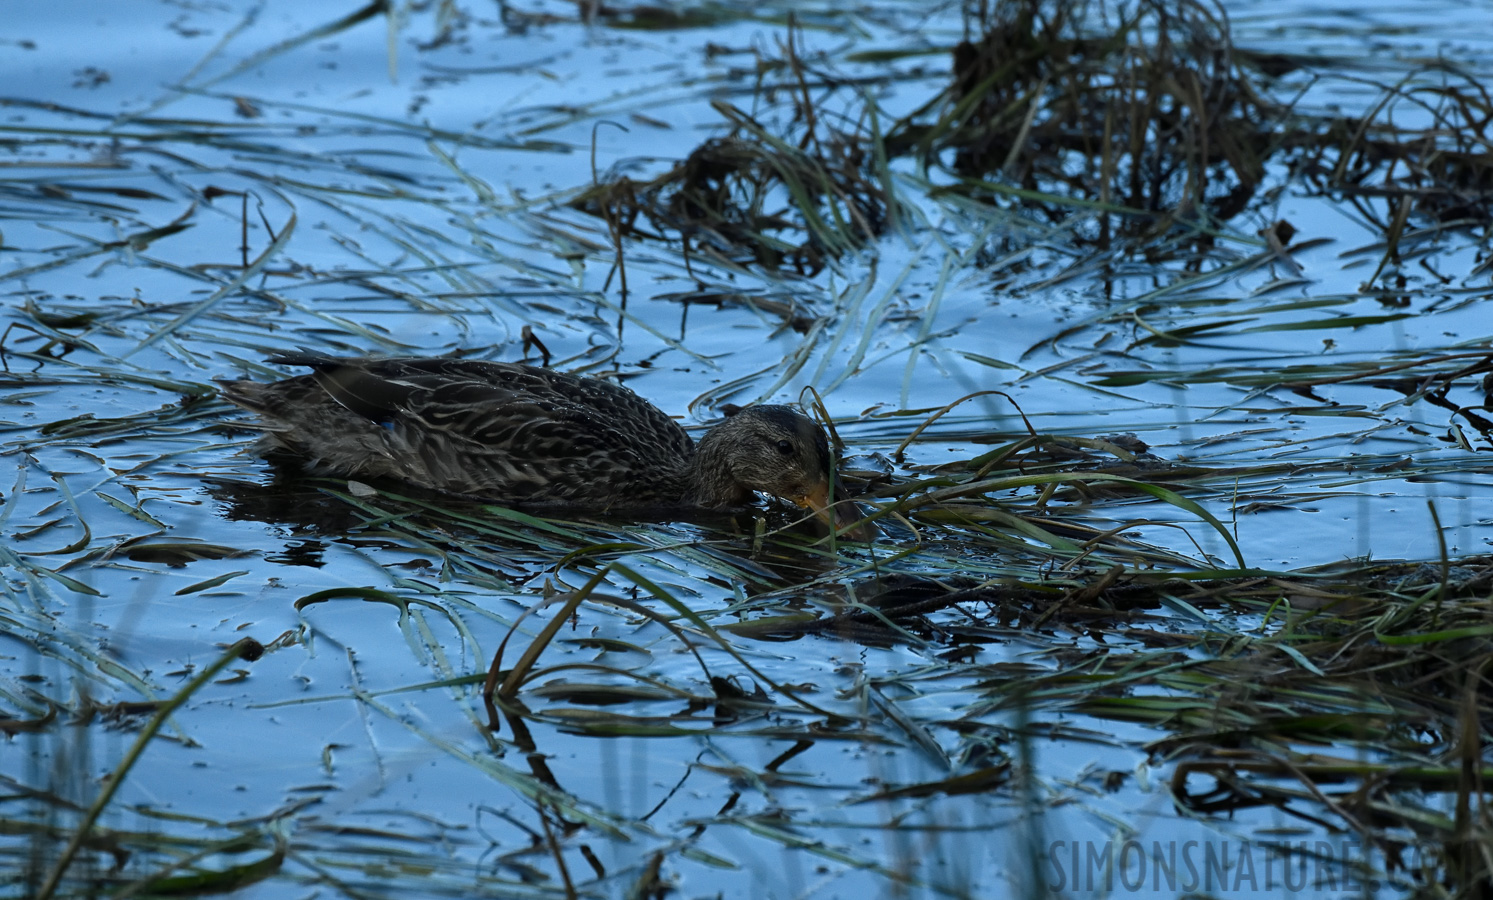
[219,354,866,534]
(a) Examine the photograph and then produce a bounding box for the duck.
[219,353,871,538]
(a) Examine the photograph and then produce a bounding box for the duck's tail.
[216,378,277,416]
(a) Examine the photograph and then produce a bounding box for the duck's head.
[695,405,874,540]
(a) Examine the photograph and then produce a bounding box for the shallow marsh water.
[3,1,1493,898]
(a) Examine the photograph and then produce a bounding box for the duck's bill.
[799,483,879,542]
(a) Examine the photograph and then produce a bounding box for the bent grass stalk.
[36,637,265,900]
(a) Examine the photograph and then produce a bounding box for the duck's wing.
[262,354,695,503]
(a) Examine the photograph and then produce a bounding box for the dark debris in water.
[899,0,1275,225]
[570,127,887,276]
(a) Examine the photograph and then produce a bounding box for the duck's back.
[221,355,698,506]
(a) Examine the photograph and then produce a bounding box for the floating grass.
[35,638,265,900]
[6,1,1493,896]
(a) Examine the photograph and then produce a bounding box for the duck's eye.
[775,439,794,456]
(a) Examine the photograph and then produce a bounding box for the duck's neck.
[685,425,751,508]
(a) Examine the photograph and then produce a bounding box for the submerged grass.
[18,546,1493,894]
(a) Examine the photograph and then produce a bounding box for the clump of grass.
[571,0,1493,273]
[1296,66,1493,226]
[570,124,888,276]
[886,0,1493,259]
[891,0,1279,230]
[569,22,890,276]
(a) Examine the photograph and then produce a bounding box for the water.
[3,1,1489,897]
